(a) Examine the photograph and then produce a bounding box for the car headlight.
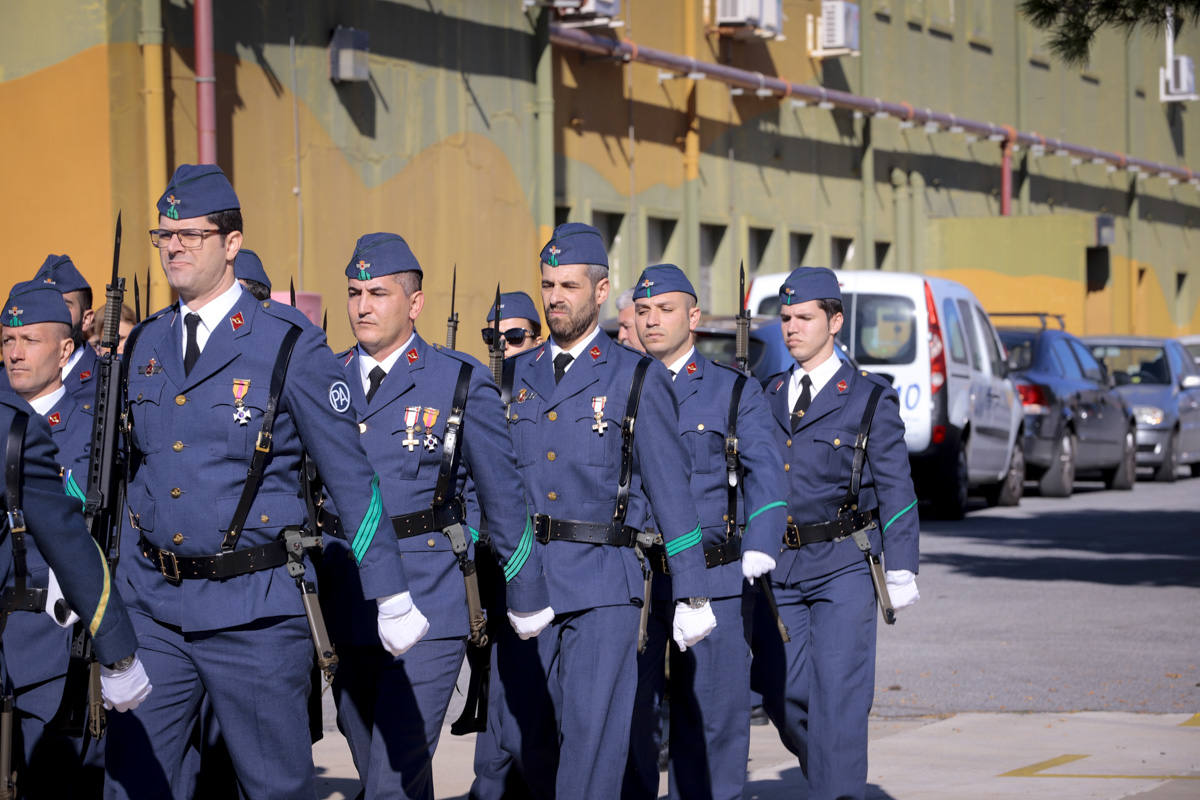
[1133,405,1165,426]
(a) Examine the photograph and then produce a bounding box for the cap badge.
[165,194,181,220]
[4,306,22,326]
[41,277,56,285]
[639,278,655,297]
[782,286,796,305]
[547,245,561,267]
[229,311,245,331]
[356,259,372,280]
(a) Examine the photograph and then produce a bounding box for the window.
[874,241,891,270]
[928,0,954,34]
[942,298,970,365]
[699,223,727,310]
[832,236,854,270]
[973,306,1006,378]
[555,205,572,228]
[969,0,991,43]
[789,232,813,268]
[1068,339,1104,383]
[1090,344,1168,385]
[998,331,1035,371]
[955,299,982,369]
[593,211,624,252]
[1051,337,1083,380]
[748,226,774,274]
[646,216,676,264]
[853,294,917,366]
[1166,343,1188,379]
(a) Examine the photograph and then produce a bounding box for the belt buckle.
[6,510,25,534]
[532,514,550,544]
[159,550,181,583]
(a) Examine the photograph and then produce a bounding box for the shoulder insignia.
[48,412,61,427]
[230,311,245,331]
[406,348,419,365]
[328,381,351,413]
[686,361,697,375]
[589,345,601,360]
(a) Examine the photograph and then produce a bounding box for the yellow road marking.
[1180,713,1200,727]
[1000,754,1200,780]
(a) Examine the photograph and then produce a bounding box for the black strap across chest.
[2,412,47,613]
[841,384,885,513]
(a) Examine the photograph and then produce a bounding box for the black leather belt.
[645,535,742,574]
[532,514,637,547]
[391,497,466,539]
[0,587,47,614]
[140,534,289,583]
[783,509,877,549]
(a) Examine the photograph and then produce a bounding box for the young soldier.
[482,291,543,357]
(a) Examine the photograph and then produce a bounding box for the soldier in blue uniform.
[104,164,428,800]
[621,264,787,800]
[1,283,102,795]
[31,255,100,405]
[481,291,542,357]
[753,267,920,800]
[322,233,551,800]
[499,222,716,800]
[234,248,272,301]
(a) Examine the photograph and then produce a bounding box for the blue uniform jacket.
[322,333,547,645]
[0,392,135,669]
[506,331,708,613]
[4,392,92,689]
[63,346,99,406]
[765,361,919,583]
[120,290,408,632]
[673,354,788,599]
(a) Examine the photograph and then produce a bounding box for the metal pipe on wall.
[194,0,217,164]
[1001,139,1013,217]
[141,0,171,309]
[534,9,555,251]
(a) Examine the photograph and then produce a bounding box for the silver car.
[1084,336,1200,481]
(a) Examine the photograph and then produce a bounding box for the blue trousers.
[332,638,466,800]
[752,560,877,800]
[103,608,314,800]
[468,620,533,800]
[623,578,752,800]
[12,673,104,798]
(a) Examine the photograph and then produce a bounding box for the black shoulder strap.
[843,383,886,510]
[5,412,29,588]
[724,373,749,536]
[433,362,473,508]
[221,326,303,551]
[612,356,652,528]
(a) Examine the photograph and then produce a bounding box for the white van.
[748,270,1024,518]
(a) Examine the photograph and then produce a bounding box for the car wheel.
[983,441,1025,507]
[1038,431,1075,498]
[933,442,969,520]
[1153,430,1179,483]
[1102,428,1136,491]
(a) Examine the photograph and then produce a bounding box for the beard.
[547,300,599,345]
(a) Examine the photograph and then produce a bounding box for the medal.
[232,379,251,425]
[422,407,440,451]
[402,406,421,451]
[591,396,608,435]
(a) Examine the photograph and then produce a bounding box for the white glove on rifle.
[376,591,429,656]
[507,606,555,640]
[885,570,920,610]
[741,550,777,585]
[45,568,80,628]
[672,601,717,652]
[100,655,153,712]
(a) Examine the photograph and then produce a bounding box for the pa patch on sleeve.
[329,380,352,413]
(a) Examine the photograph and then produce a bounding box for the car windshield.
[840,293,917,366]
[1186,342,1200,365]
[1088,344,1170,385]
[693,331,766,373]
[998,331,1035,370]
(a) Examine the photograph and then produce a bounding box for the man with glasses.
[481,291,542,357]
[105,164,427,799]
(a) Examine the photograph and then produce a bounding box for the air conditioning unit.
[1169,54,1196,96]
[820,1,859,52]
[717,0,783,37]
[556,0,620,17]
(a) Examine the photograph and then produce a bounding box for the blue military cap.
[34,254,90,294]
[234,248,271,289]
[3,281,73,328]
[157,163,240,221]
[344,233,422,280]
[633,264,696,300]
[487,291,540,323]
[779,266,842,306]
[539,222,608,269]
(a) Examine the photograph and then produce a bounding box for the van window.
[941,299,970,365]
[852,294,916,365]
[973,306,1006,378]
[1068,339,1104,383]
[956,299,983,370]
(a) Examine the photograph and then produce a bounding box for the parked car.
[1084,336,1200,481]
[1179,334,1200,370]
[748,270,1025,518]
[996,319,1136,496]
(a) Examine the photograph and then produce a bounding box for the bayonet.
[289,277,296,307]
[736,261,750,375]
[133,275,142,324]
[488,285,505,385]
[445,265,459,349]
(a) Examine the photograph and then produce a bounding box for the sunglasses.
[481,327,534,347]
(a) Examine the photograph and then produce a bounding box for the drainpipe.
[891,168,910,272]
[195,0,216,163]
[682,0,701,301]
[534,8,555,249]
[858,18,874,269]
[910,171,926,270]
[141,0,171,309]
[1001,135,1013,217]
[1126,34,1139,333]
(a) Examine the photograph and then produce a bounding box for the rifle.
[487,285,505,384]
[445,265,459,349]
[735,261,789,643]
[50,213,128,740]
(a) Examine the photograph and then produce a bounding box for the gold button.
[136,393,143,402]
[83,403,91,410]
[358,423,367,434]
[511,412,519,420]
[786,439,792,447]
[175,394,187,406]
[547,491,558,501]
[170,488,182,498]
[547,451,556,461]
[547,411,558,421]
[787,515,793,523]
[697,423,705,431]
[172,441,184,452]
[172,533,184,545]
[427,538,436,547]
[784,464,790,472]
[798,410,805,417]
[262,301,271,308]
[861,370,867,376]
[834,438,841,446]
[260,514,270,523]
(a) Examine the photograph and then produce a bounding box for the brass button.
[834,438,841,446]
[427,538,436,547]
[260,514,270,523]
[786,439,792,447]
[861,370,867,376]
[358,423,367,434]
[170,487,182,498]
[262,301,271,308]
[547,491,558,501]
[172,533,184,545]
[797,410,805,417]
[547,411,557,421]
[547,451,556,462]
[136,393,143,401]
[784,464,790,472]
[787,515,793,523]
[511,412,519,420]
[175,394,187,406]
[83,403,91,410]
[172,441,184,452]
[722,514,729,521]
[697,423,705,431]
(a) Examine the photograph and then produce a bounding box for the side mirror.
[1181,374,1200,390]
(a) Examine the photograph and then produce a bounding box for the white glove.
[100,656,153,712]
[507,606,555,640]
[886,570,920,610]
[741,550,777,585]
[46,569,80,628]
[376,591,429,656]
[672,601,717,652]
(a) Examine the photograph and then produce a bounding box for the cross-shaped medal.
[402,429,420,451]
[592,414,608,435]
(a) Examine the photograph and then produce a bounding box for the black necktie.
[183,313,201,376]
[791,375,812,432]
[668,369,677,380]
[553,352,574,384]
[366,366,386,403]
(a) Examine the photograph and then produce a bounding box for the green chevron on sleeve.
[351,475,383,563]
[64,469,87,511]
[883,499,917,533]
[747,500,786,525]
[664,524,702,557]
[503,516,534,582]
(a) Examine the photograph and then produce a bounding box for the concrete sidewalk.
[313,698,1199,799]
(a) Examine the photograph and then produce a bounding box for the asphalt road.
[874,473,1200,716]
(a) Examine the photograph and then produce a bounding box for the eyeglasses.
[148,228,224,249]
[481,327,534,347]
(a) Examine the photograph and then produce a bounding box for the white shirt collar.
[358,331,416,393]
[665,346,696,380]
[788,349,843,409]
[61,346,84,380]
[179,279,245,356]
[548,326,601,375]
[28,385,67,417]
